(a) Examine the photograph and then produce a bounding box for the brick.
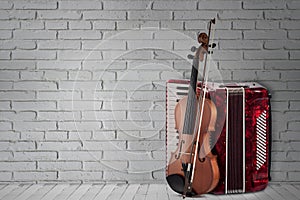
[21,71,43,80]
[14,81,57,90]
[37,61,81,70]
[287,1,300,9]
[14,152,57,161]
[256,70,280,80]
[0,111,36,121]
[127,140,164,151]
[37,141,82,151]
[104,1,151,10]
[0,21,20,29]
[116,21,140,30]
[288,122,300,131]
[0,91,35,100]
[58,30,102,39]
[15,1,57,9]
[83,61,126,70]
[83,141,126,150]
[244,50,288,60]
[59,1,102,9]
[153,1,196,10]
[0,10,36,20]
[232,70,256,81]
[103,171,152,181]
[288,172,300,181]
[128,11,172,20]
[290,51,300,59]
[84,161,127,171]
[219,10,263,19]
[45,131,68,140]
[264,61,300,70]
[21,21,45,30]
[0,121,11,130]
[0,131,18,140]
[232,21,255,30]
[15,172,56,181]
[14,30,56,40]
[0,101,10,109]
[83,11,126,20]
[38,111,80,121]
[272,91,300,101]
[69,71,92,80]
[58,80,101,90]
[265,10,300,20]
[38,40,80,50]
[59,171,102,181]
[69,131,92,140]
[127,40,172,50]
[281,21,300,30]
[288,30,300,39]
[0,30,12,39]
[0,141,35,151]
[1,40,36,50]
[58,121,102,131]
[263,40,300,50]
[69,21,92,30]
[57,50,102,60]
[127,60,172,70]
[45,21,68,30]
[14,121,56,131]
[0,172,11,181]
[37,10,81,19]
[82,111,126,120]
[290,101,300,110]
[0,51,10,59]
[103,150,153,161]
[174,11,217,20]
[280,131,300,141]
[58,100,102,110]
[161,21,183,30]
[59,151,102,161]
[82,91,126,100]
[103,121,154,131]
[21,131,45,140]
[0,152,13,160]
[0,81,13,90]
[287,152,300,161]
[38,161,82,170]
[117,70,160,81]
[199,1,241,9]
[243,0,285,9]
[256,20,279,30]
[129,160,164,172]
[0,1,13,9]
[0,161,35,171]
[282,71,300,80]
[44,70,68,80]
[220,40,262,50]
[33,86,74,99]
[0,71,19,80]
[244,30,286,39]
[94,21,116,30]
[82,40,126,50]
[12,50,56,60]
[128,111,164,121]
[102,100,150,111]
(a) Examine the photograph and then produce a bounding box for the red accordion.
[166,80,271,194]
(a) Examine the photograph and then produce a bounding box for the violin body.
[166,96,220,196]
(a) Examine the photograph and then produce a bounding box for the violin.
[166,18,219,198]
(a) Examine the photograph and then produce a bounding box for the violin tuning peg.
[191,46,197,52]
[187,54,194,59]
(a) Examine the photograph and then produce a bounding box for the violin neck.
[182,61,199,135]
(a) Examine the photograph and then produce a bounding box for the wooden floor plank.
[242,192,259,200]
[283,184,300,198]
[26,184,55,200]
[106,184,128,200]
[54,184,80,200]
[66,184,92,200]
[166,185,182,200]
[120,184,140,200]
[0,185,20,199]
[2,184,31,200]
[14,184,44,200]
[133,184,148,200]
[263,185,287,200]
[40,184,69,200]
[270,184,299,200]
[93,184,116,200]
[253,189,273,200]
[79,184,104,200]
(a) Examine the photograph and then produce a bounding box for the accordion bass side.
[166,80,271,194]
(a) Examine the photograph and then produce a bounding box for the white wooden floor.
[0,183,299,200]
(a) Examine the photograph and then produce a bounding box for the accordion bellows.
[166,80,271,194]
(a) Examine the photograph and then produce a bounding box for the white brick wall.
[0,0,299,184]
